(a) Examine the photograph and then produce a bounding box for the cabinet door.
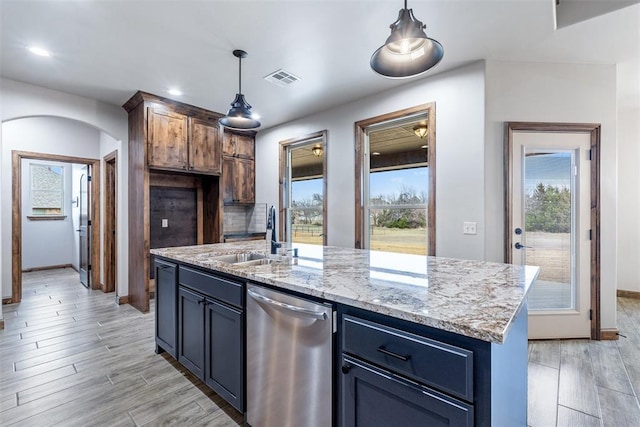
[222,156,237,204]
[148,108,188,170]
[205,299,244,412]
[235,158,255,204]
[155,260,177,358]
[189,118,221,175]
[233,134,254,159]
[222,132,254,159]
[341,356,474,427]
[178,287,205,379]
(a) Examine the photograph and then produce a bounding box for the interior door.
[510,131,591,339]
[79,167,91,288]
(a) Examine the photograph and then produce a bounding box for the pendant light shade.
[370,1,444,79]
[220,49,261,130]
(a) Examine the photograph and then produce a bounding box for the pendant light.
[220,49,261,130]
[370,0,444,78]
[413,124,428,139]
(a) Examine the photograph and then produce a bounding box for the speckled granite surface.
[151,241,539,344]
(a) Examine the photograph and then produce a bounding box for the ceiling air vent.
[264,69,300,87]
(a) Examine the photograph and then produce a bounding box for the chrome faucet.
[268,205,281,255]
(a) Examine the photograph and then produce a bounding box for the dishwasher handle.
[247,288,327,320]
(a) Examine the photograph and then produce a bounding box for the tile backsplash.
[223,203,267,235]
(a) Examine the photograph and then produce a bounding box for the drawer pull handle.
[377,346,411,362]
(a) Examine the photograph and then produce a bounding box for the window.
[30,163,65,216]
[280,131,327,245]
[355,105,436,255]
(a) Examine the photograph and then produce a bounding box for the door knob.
[514,242,533,249]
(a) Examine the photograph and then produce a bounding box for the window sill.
[27,215,67,221]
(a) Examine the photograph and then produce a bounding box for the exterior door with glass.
[510,131,592,339]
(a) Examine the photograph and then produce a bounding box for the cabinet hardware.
[377,346,411,361]
[341,364,351,374]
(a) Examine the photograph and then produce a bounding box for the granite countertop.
[151,241,539,344]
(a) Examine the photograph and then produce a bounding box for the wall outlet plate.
[161,219,168,228]
[463,222,477,235]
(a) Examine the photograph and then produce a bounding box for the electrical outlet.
[161,219,168,228]
[463,222,477,235]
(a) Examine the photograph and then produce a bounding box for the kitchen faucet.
[268,205,281,255]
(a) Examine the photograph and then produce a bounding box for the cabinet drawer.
[179,267,243,308]
[342,355,474,427]
[343,315,473,401]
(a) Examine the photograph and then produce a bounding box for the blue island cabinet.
[339,305,528,427]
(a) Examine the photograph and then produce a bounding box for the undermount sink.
[210,253,267,264]
[235,258,276,267]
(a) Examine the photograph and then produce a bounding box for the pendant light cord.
[238,56,242,94]
[404,0,407,10]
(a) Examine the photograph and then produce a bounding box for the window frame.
[28,162,66,219]
[279,130,328,245]
[355,103,436,255]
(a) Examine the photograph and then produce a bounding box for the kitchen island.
[151,241,538,427]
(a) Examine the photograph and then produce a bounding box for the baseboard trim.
[600,329,619,340]
[617,289,640,300]
[2,298,13,305]
[117,295,129,305]
[22,264,73,273]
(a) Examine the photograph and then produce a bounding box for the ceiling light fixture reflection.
[220,49,261,130]
[27,46,51,57]
[370,0,443,78]
[311,144,323,157]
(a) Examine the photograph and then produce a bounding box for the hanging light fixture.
[311,144,323,157]
[220,49,261,130]
[413,124,428,139]
[370,0,444,78]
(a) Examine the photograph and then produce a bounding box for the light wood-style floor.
[0,268,242,426]
[2,268,640,426]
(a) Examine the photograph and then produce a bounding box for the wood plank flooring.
[2,268,640,426]
[0,268,242,426]
[528,296,640,426]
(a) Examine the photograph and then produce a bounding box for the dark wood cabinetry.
[123,91,226,313]
[155,259,177,358]
[147,107,221,175]
[175,266,244,412]
[222,131,255,205]
[222,156,255,204]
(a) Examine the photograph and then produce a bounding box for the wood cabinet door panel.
[189,118,221,174]
[234,134,254,159]
[222,132,236,157]
[222,157,237,204]
[236,158,255,204]
[148,108,188,170]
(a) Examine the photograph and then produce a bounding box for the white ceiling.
[1,1,638,130]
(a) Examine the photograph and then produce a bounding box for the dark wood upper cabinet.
[222,130,255,205]
[223,132,254,159]
[222,156,255,205]
[189,117,221,174]
[147,107,221,175]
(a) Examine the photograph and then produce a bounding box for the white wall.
[256,62,487,260]
[484,60,618,331]
[0,78,129,301]
[21,159,76,269]
[616,106,640,292]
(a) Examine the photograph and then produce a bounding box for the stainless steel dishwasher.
[246,284,333,427]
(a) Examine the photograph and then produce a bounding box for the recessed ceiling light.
[168,88,182,96]
[421,145,428,149]
[372,151,381,156]
[27,46,51,57]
